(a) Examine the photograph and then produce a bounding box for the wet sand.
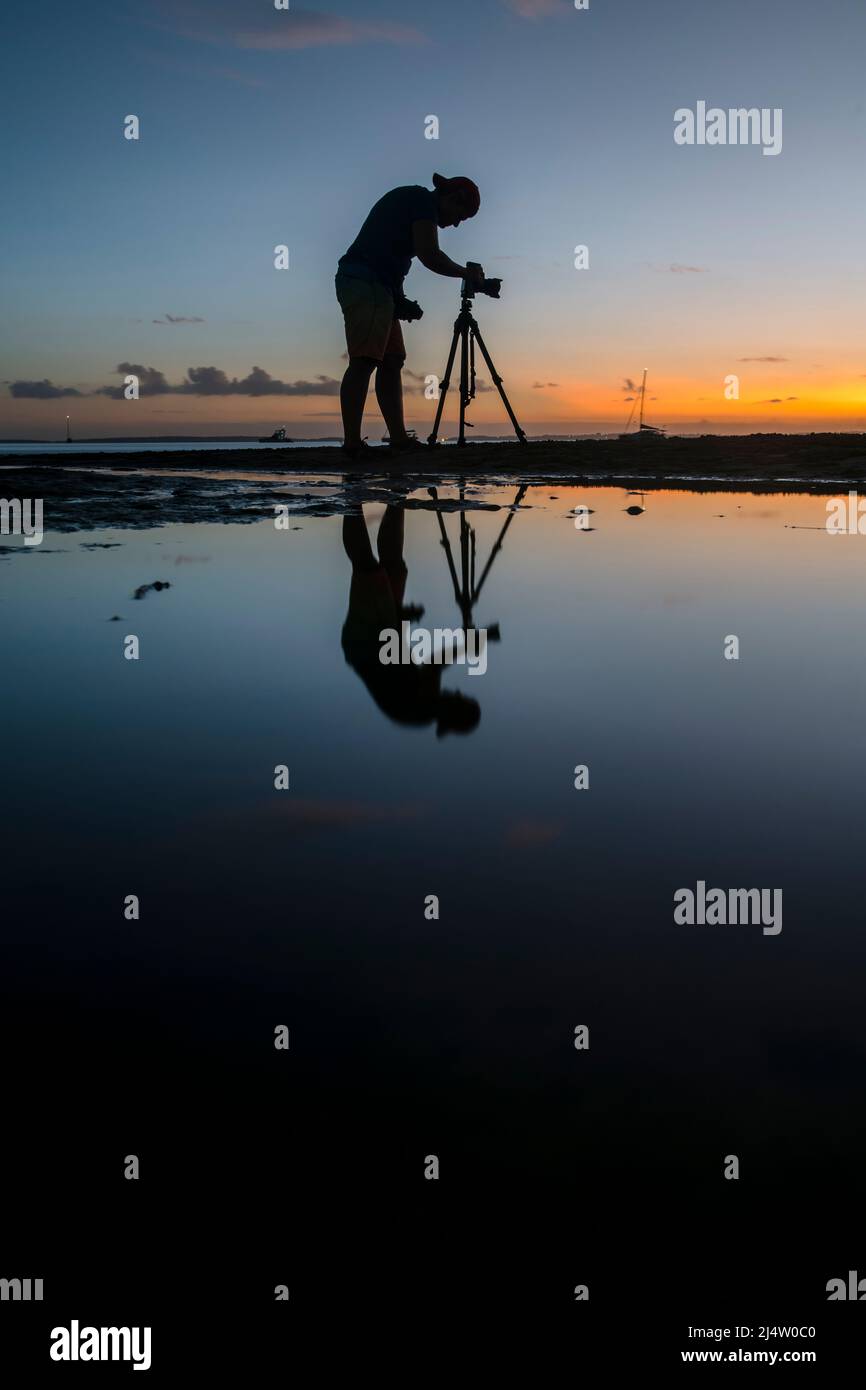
[2,433,865,536]
[3,432,866,483]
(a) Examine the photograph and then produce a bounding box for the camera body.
[394,293,423,322]
[463,261,502,299]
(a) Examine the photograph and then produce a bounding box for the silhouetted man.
[341,502,481,736]
[336,172,483,459]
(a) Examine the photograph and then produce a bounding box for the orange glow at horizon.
[4,373,865,438]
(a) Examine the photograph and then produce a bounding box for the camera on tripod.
[463,261,502,299]
[427,263,526,447]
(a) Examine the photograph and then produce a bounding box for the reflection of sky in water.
[4,484,866,1205]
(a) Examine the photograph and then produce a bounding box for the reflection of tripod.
[428,483,528,636]
[427,282,527,447]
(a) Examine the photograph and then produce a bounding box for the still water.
[0,438,343,456]
[2,479,864,1316]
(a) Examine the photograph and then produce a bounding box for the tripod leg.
[428,325,461,446]
[470,322,527,444]
[469,328,476,403]
[458,321,470,447]
[459,490,471,624]
[428,488,463,607]
[473,484,528,601]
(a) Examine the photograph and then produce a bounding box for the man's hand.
[464,261,486,289]
[394,294,423,322]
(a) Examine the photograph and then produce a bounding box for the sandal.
[341,438,373,461]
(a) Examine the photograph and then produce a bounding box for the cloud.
[622,378,638,393]
[402,368,428,393]
[503,0,561,16]
[95,364,171,398]
[402,368,492,394]
[6,364,341,400]
[153,314,206,325]
[8,360,504,402]
[532,381,559,388]
[118,364,339,397]
[648,262,708,274]
[8,378,82,399]
[237,16,426,50]
[151,2,427,51]
[738,356,789,363]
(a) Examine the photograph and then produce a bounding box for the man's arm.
[412,220,483,283]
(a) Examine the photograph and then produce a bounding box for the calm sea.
[2,476,862,1338]
[0,438,343,456]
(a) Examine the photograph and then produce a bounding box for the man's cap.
[432,172,481,217]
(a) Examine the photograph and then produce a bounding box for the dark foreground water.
[2,479,864,1363]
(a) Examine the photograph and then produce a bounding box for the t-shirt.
[339,185,437,292]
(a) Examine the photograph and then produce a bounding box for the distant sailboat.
[620,369,665,439]
[259,427,290,443]
[624,490,646,516]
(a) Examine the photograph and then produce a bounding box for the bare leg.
[375,354,410,445]
[342,513,379,573]
[340,357,376,448]
[377,504,405,569]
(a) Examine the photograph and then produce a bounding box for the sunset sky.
[3,0,865,438]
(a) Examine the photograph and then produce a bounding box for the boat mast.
[66,414,71,443]
[639,369,647,430]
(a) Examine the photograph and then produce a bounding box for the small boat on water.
[259,427,290,443]
[619,369,665,439]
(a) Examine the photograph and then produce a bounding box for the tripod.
[427,483,528,637]
[427,281,527,447]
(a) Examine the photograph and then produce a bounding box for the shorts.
[341,561,409,648]
[335,268,405,363]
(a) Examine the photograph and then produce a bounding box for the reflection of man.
[341,504,481,736]
[336,172,483,459]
